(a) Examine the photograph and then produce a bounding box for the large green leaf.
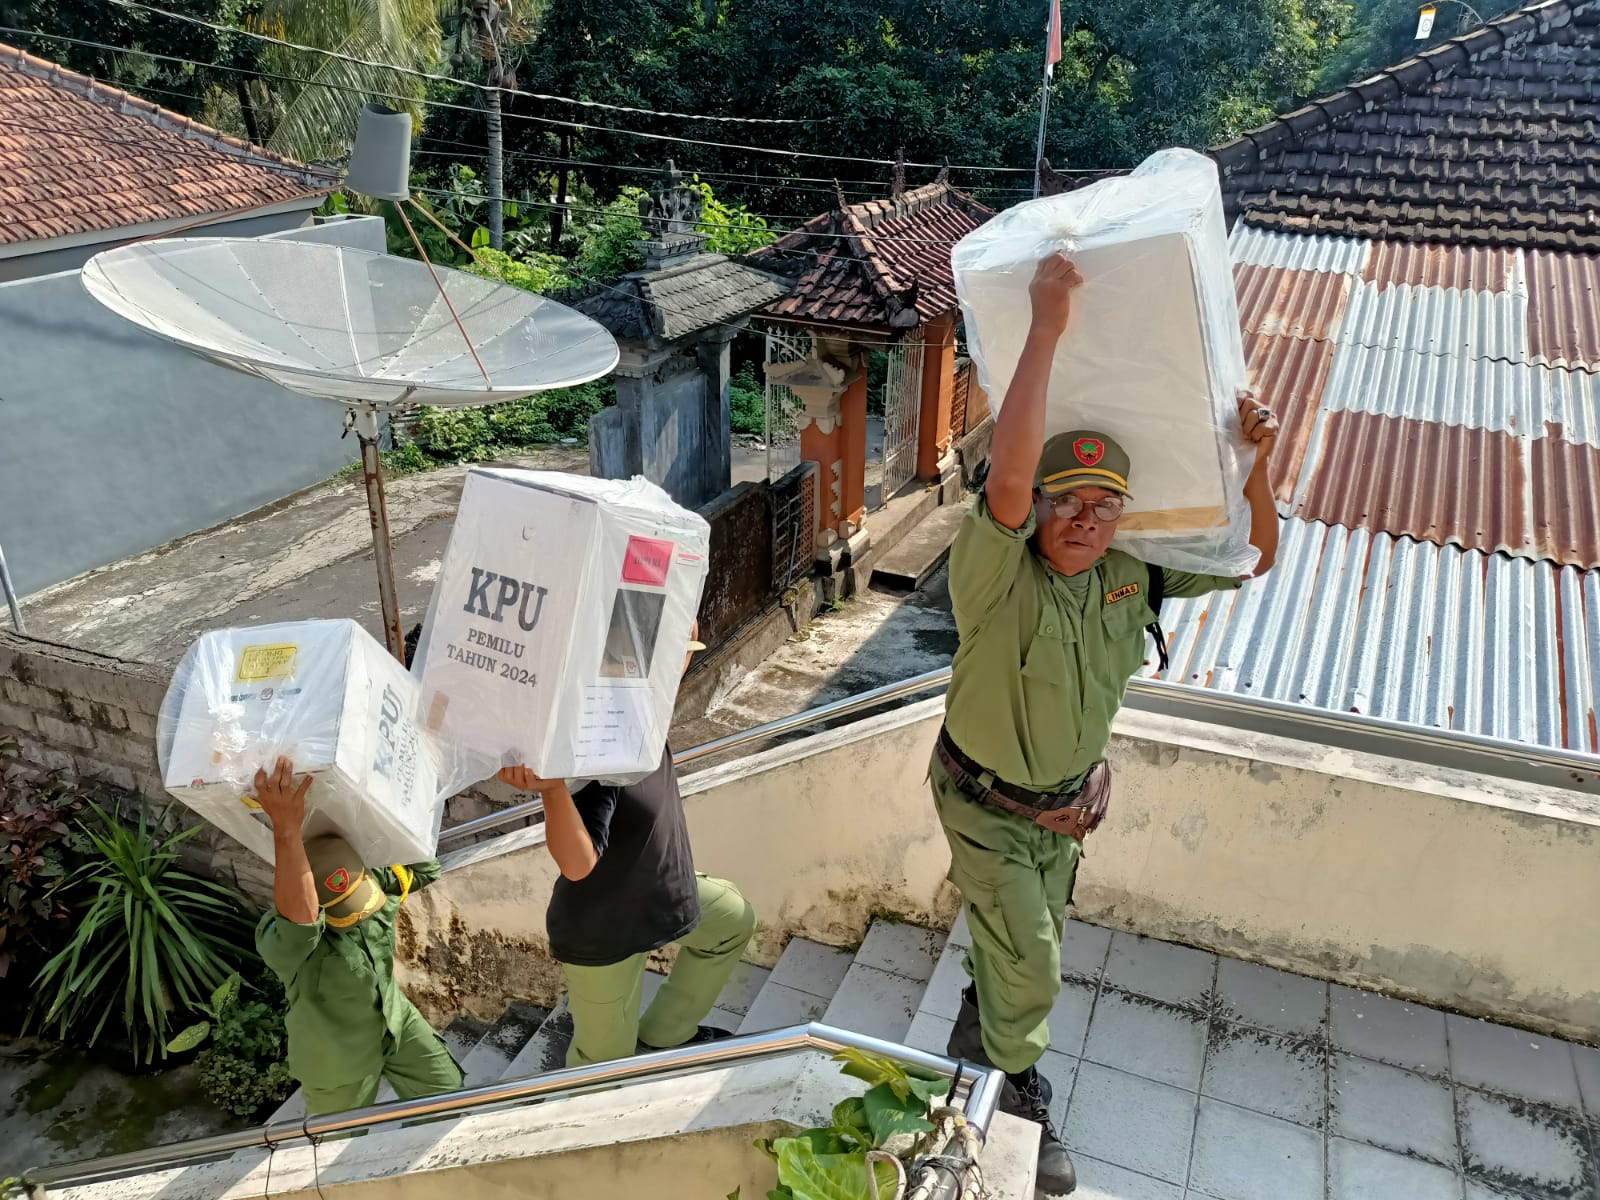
[861,1082,935,1145]
[774,1141,897,1200]
[166,1021,211,1054]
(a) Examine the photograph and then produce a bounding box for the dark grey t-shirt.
[545,744,700,967]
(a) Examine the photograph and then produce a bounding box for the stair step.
[869,502,965,592]
[459,1000,549,1086]
[504,997,574,1078]
[820,921,948,1044]
[739,937,852,1034]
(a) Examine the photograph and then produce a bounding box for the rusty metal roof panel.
[1229,225,1369,274]
[1361,242,1519,293]
[1145,519,1600,753]
[1526,249,1600,371]
[1234,263,1352,341]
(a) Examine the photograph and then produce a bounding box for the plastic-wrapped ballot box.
[952,147,1259,577]
[159,619,444,865]
[412,469,711,784]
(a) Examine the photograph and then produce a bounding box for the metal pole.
[0,538,24,633]
[1032,0,1054,199]
[353,405,407,662]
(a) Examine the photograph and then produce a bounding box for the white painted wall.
[400,699,1600,1040]
[0,216,384,596]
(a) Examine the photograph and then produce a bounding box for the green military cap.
[305,834,386,929]
[1034,431,1133,498]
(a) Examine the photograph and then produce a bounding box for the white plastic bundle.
[411,469,711,784]
[158,619,468,865]
[952,148,1259,576]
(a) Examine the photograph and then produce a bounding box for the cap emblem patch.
[1074,438,1105,466]
[325,867,352,894]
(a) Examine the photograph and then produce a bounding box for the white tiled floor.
[913,920,1600,1199]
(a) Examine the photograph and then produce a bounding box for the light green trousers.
[300,1000,464,1115]
[930,754,1083,1074]
[561,874,757,1067]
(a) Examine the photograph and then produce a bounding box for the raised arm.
[498,765,600,881]
[1237,391,1280,576]
[251,756,317,925]
[986,253,1083,530]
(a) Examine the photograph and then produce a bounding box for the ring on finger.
[1255,407,1271,420]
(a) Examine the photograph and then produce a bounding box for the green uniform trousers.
[300,999,465,1115]
[930,754,1083,1074]
[562,874,756,1067]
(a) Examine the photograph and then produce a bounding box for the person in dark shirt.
[498,625,756,1066]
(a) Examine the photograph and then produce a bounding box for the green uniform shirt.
[256,860,441,1089]
[944,496,1242,792]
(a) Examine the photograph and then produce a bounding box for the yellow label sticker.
[1104,582,1141,605]
[236,643,299,683]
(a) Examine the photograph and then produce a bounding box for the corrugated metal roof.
[1336,279,1530,362]
[1526,250,1600,370]
[1317,341,1600,448]
[1229,225,1369,274]
[1234,263,1351,341]
[1144,519,1600,753]
[1362,242,1518,293]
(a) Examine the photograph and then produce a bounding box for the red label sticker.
[622,536,674,586]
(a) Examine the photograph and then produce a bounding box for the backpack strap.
[1145,563,1170,673]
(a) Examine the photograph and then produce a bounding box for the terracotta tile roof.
[751,180,994,331]
[0,41,334,251]
[1213,0,1600,252]
[555,252,791,343]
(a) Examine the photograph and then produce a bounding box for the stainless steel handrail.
[437,667,954,846]
[23,1022,1005,1192]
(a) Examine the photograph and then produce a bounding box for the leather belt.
[935,726,1105,822]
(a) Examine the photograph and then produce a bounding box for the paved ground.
[908,915,1600,1200]
[0,1039,245,1177]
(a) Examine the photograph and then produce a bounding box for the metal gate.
[763,330,808,482]
[880,334,924,503]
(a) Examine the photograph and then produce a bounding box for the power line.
[84,3,1043,174]
[102,0,816,125]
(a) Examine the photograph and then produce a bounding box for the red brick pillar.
[801,416,845,538]
[917,312,957,480]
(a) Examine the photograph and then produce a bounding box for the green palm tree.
[443,0,535,249]
[252,0,445,162]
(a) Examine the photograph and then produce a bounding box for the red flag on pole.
[1047,0,1062,70]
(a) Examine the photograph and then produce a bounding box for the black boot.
[1003,1065,1076,1197]
[946,985,1052,1105]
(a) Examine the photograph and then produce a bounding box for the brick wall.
[696,482,774,649]
[0,630,275,900]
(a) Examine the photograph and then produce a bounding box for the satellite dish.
[82,236,621,660]
[82,238,619,408]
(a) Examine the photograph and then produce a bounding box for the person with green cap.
[496,622,757,1067]
[250,756,464,1114]
[935,252,1280,1196]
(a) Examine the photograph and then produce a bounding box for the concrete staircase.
[269,917,972,1125]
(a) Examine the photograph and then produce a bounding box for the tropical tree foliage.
[1317,0,1522,90]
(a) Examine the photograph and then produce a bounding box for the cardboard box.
[160,619,443,865]
[413,470,711,782]
[952,148,1258,576]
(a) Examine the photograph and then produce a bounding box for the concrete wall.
[398,696,1600,1041]
[0,215,384,597]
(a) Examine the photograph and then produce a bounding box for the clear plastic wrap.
[410,469,711,784]
[952,148,1259,576]
[158,619,474,865]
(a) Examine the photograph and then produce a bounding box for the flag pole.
[1032,0,1057,198]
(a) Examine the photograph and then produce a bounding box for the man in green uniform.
[251,756,464,1114]
[934,253,1280,1196]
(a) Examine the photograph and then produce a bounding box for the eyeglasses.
[1045,492,1126,522]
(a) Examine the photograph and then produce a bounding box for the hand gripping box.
[952,147,1259,577]
[411,469,711,783]
[158,619,444,865]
